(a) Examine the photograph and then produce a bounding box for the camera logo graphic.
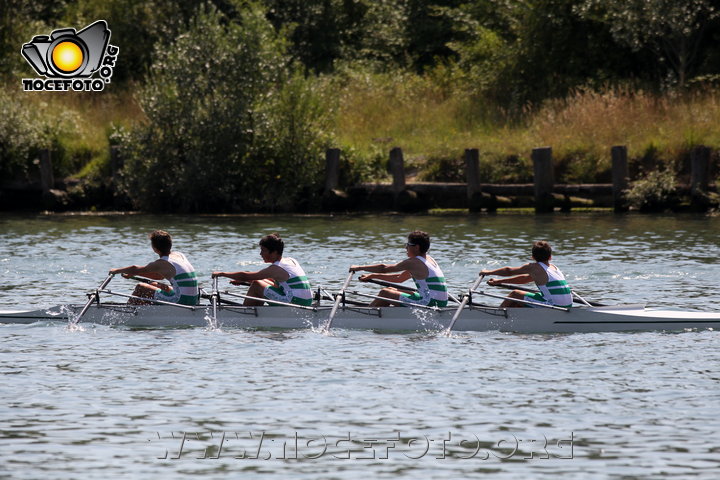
[21,20,119,92]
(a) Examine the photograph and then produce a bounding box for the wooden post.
[324,148,341,194]
[389,147,406,193]
[39,148,54,194]
[532,147,554,213]
[465,148,482,212]
[465,148,481,198]
[690,145,710,197]
[690,145,711,210]
[611,145,629,212]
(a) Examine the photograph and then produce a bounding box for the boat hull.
[1,303,719,333]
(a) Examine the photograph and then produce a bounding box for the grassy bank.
[4,74,720,186]
[330,71,720,184]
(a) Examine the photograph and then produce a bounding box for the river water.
[1,212,719,479]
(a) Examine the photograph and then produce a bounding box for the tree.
[450,0,645,109]
[118,3,332,212]
[576,0,720,86]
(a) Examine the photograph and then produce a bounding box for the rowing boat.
[2,300,719,333]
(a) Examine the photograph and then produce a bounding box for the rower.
[480,240,573,308]
[350,230,448,308]
[212,233,312,307]
[109,230,199,306]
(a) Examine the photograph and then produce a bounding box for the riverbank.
[3,84,720,214]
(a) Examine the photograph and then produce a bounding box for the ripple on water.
[1,214,720,478]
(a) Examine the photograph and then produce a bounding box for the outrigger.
[1,274,719,333]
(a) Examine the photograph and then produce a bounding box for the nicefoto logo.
[21,20,119,92]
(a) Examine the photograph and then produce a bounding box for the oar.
[211,276,219,324]
[70,273,115,326]
[364,278,415,292]
[347,290,441,310]
[324,270,355,332]
[364,278,462,304]
[444,274,484,336]
[200,291,243,306]
[491,283,605,307]
[125,274,169,287]
[318,287,367,307]
[571,290,594,307]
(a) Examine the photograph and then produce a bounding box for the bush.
[625,168,679,211]
[0,89,83,182]
[117,4,333,212]
[0,92,45,181]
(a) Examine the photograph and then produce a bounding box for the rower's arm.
[212,271,246,281]
[359,271,412,283]
[480,264,532,278]
[350,263,393,273]
[212,265,286,283]
[351,257,419,275]
[110,261,169,280]
[489,274,533,285]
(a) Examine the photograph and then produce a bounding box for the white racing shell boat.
[2,298,719,333]
[1,274,718,333]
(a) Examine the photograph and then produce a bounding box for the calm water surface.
[1,212,719,479]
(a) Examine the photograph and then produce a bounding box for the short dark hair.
[150,230,172,256]
[260,233,284,255]
[532,241,552,263]
[408,230,430,254]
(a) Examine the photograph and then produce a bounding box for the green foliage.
[264,0,368,73]
[489,0,645,108]
[337,145,388,186]
[418,155,464,182]
[0,92,46,180]
[478,153,532,184]
[1,0,67,79]
[0,90,82,181]
[62,0,221,83]
[625,168,679,211]
[117,4,332,212]
[555,149,608,183]
[577,0,719,86]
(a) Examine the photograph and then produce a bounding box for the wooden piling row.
[30,143,716,212]
[321,145,715,212]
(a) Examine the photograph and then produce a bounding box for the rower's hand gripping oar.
[324,270,355,332]
[70,273,115,326]
[444,274,484,336]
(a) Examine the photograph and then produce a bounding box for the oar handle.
[364,278,416,292]
[126,275,171,288]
